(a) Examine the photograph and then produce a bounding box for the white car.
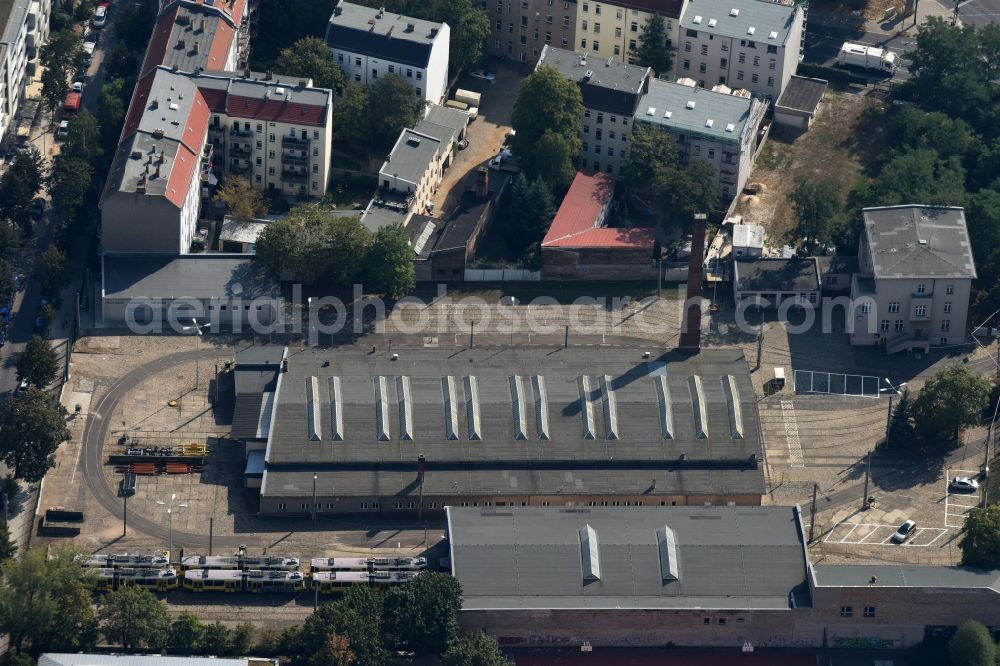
[890,519,917,544]
[56,120,70,139]
[92,5,107,27]
[468,69,496,82]
[948,476,980,493]
[72,81,84,93]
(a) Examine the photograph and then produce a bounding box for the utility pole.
[469,321,475,348]
[122,495,127,537]
[656,259,662,299]
[209,517,214,556]
[809,483,817,543]
[312,473,318,530]
[417,454,426,521]
[885,394,894,445]
[861,451,872,510]
[755,327,764,370]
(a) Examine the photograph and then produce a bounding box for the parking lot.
[944,468,982,529]
[822,522,948,548]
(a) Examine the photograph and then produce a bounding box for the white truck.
[834,42,898,75]
[453,88,481,120]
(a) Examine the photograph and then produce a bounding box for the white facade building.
[325,1,450,106]
[677,0,804,100]
[0,0,52,144]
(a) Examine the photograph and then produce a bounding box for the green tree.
[34,246,68,298]
[0,223,20,262]
[334,82,369,147]
[167,612,205,655]
[383,572,463,655]
[104,42,137,81]
[0,168,38,234]
[16,336,59,389]
[214,176,269,221]
[442,631,514,666]
[958,504,1000,568]
[298,602,386,666]
[0,388,69,482]
[339,584,384,626]
[869,149,967,208]
[277,36,347,95]
[789,177,846,252]
[509,174,556,241]
[309,633,355,666]
[199,621,231,656]
[98,586,170,651]
[47,156,94,227]
[255,207,372,285]
[0,547,96,654]
[0,522,16,564]
[39,29,82,114]
[228,622,255,656]
[631,13,672,76]
[0,258,13,305]
[251,0,340,63]
[885,388,915,449]
[948,619,998,666]
[656,159,720,228]
[511,67,583,185]
[364,224,415,298]
[63,109,103,164]
[98,78,131,156]
[368,74,424,148]
[113,2,152,53]
[14,146,44,196]
[432,0,490,73]
[41,65,70,115]
[911,365,991,446]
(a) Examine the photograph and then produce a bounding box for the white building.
[325,0,450,106]
[634,79,765,199]
[677,0,805,100]
[0,0,52,144]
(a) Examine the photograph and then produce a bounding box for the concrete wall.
[332,27,448,106]
[774,107,810,130]
[426,24,450,105]
[850,275,972,347]
[541,246,658,280]
[102,193,185,254]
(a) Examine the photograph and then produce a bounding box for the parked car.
[71,81,84,93]
[457,138,468,150]
[15,379,28,394]
[468,69,496,82]
[82,40,96,65]
[891,519,917,544]
[948,476,980,493]
[92,5,107,27]
[56,120,70,139]
[31,198,45,219]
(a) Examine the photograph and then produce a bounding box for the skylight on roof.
[646,107,656,115]
[168,102,179,111]
[705,119,714,128]
[686,100,696,109]
[664,110,672,119]
[768,30,779,39]
[725,123,736,132]
[729,7,739,16]
[747,26,755,35]
[708,18,717,27]
[693,14,702,23]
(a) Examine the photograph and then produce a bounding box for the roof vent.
[430,27,438,37]
[747,26,755,35]
[730,7,739,16]
[708,18,717,27]
[918,239,928,245]
[377,6,385,18]
[692,14,702,23]
[584,69,594,79]
[406,22,414,31]
[169,102,180,111]
[657,526,679,582]
[579,525,601,581]
[705,118,714,127]
[130,150,142,159]
[768,30,779,39]
[406,136,421,147]
[686,100,695,109]
[275,86,286,95]
[177,38,185,49]
[152,128,165,139]
[646,106,656,115]
[725,122,735,132]
[664,110,672,119]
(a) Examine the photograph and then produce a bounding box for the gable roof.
[324,0,445,68]
[542,171,655,250]
[862,205,976,280]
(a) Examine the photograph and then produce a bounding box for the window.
[686,28,697,37]
[355,57,361,66]
[767,44,777,54]
[629,38,637,51]
[944,302,952,313]
[546,31,552,42]
[416,87,422,96]
[562,37,568,45]
[894,320,903,332]
[564,16,570,27]
[582,142,588,152]
[699,63,706,73]
[313,147,319,156]
[595,3,601,13]
[621,133,627,143]
[941,320,951,332]
[880,320,889,333]
[609,130,615,139]
[767,76,774,87]
[593,161,600,171]
[597,112,603,124]
[582,1,588,10]
[720,57,727,67]
[354,74,361,81]
[521,15,528,26]
[371,68,378,78]
[631,20,638,32]
[268,133,275,142]
[312,165,319,173]
[268,166,275,176]
[614,44,620,55]
[581,38,587,48]
[301,503,309,510]
[585,109,591,117]
[751,73,759,83]
[582,19,588,30]
[278,503,287,510]
[615,26,621,38]
[684,41,692,52]
[769,59,776,70]
[607,147,613,157]
[721,42,728,51]
[360,501,368,509]
[917,284,926,294]
[337,53,343,63]
[718,618,727,625]
[255,157,262,166]
[941,337,948,344]
[256,140,262,149]
[703,618,711,625]
[738,52,745,63]
[610,115,616,123]
[946,284,954,294]
[840,606,853,618]
[809,292,817,303]
[595,128,602,140]
[521,35,527,44]
[683,59,690,71]
[888,302,899,313]
[700,44,708,55]
[736,70,743,80]
[594,22,600,33]
[406,68,413,77]
[864,606,876,618]
[915,305,927,316]
[617,8,622,18]
[255,175,261,183]
[593,40,599,50]
[622,118,628,126]
[583,124,590,134]
[546,14,552,22]
[753,55,760,66]
[861,302,871,313]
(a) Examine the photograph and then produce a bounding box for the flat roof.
[361,200,411,232]
[637,79,757,144]
[812,565,1000,592]
[220,218,269,246]
[260,347,766,498]
[102,254,279,300]
[380,128,442,186]
[732,223,764,249]
[537,45,651,116]
[734,257,819,292]
[448,506,811,610]
[775,76,827,115]
[862,205,976,280]
[680,0,800,46]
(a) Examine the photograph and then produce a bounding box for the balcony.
[281,134,310,147]
[208,122,224,134]
[280,169,308,183]
[282,152,308,166]
[229,159,251,176]
[230,126,252,138]
[229,143,252,157]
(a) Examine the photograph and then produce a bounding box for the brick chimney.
[475,166,489,198]
[679,213,707,351]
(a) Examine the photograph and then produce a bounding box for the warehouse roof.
[543,171,655,250]
[680,0,800,46]
[447,506,811,610]
[862,205,976,280]
[102,254,279,301]
[637,80,758,144]
[812,565,1000,592]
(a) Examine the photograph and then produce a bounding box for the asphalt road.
[805,21,917,81]
[956,0,1000,27]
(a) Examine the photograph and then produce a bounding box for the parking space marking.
[944,469,982,529]
[822,523,948,547]
[779,400,805,468]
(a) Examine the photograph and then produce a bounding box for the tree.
[432,0,490,73]
[63,110,103,164]
[214,176,268,221]
[277,36,347,95]
[885,388,915,449]
[39,29,82,114]
[167,612,205,655]
[113,2,152,53]
[789,177,846,252]
[104,42,137,81]
[958,504,1000,568]
[47,156,93,227]
[948,619,998,666]
[0,258,13,305]
[870,149,967,208]
[511,66,583,184]
[255,207,372,285]
[631,13,671,76]
[298,602,386,666]
[0,388,69,482]
[911,365,991,446]
[442,631,514,666]
[34,246,68,298]
[383,572,463,655]
[310,634,355,666]
[364,224,415,298]
[0,547,97,654]
[98,586,170,651]
[41,65,70,115]
[368,74,424,148]
[16,336,59,389]
[251,0,340,63]
[0,168,38,234]
[509,174,556,241]
[333,82,369,147]
[98,78,131,156]
[0,522,16,564]
[228,622,255,656]
[199,621,231,656]
[13,146,44,196]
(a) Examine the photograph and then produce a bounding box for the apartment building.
[0,0,52,145]
[485,0,577,64]
[537,45,651,177]
[325,0,449,106]
[677,0,804,99]
[102,67,332,254]
[576,0,686,74]
[635,79,765,198]
[850,206,976,353]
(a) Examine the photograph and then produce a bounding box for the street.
[805,17,917,81]
[956,0,1000,27]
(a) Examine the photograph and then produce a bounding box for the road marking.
[838,523,861,543]
[779,400,805,468]
[823,522,948,546]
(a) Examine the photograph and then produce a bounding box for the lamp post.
[156,493,188,562]
[881,378,908,445]
[181,319,210,389]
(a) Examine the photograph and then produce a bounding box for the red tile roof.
[226,95,328,127]
[542,171,655,250]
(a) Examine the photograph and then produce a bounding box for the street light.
[180,318,210,389]
[882,378,908,443]
[155,493,188,563]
